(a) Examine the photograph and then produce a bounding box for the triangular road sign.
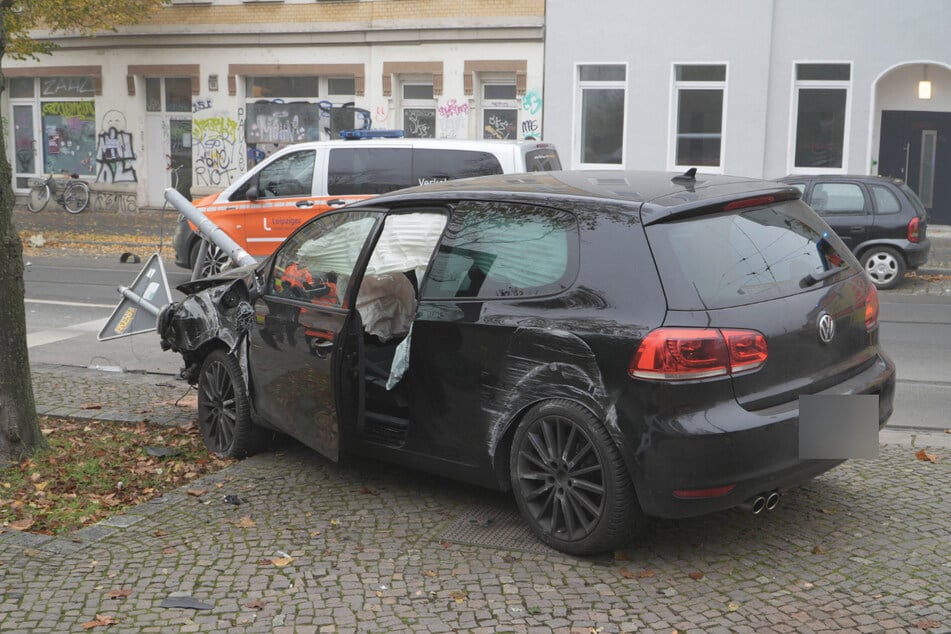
[98,253,174,341]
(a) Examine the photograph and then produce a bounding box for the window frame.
[788,61,853,175]
[572,62,628,169]
[479,75,519,140]
[668,63,728,173]
[400,78,437,138]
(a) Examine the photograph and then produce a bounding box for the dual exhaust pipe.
[741,490,780,515]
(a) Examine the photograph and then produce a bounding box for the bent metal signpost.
[98,188,257,341]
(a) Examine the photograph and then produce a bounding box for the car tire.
[509,399,642,556]
[197,348,261,457]
[190,239,230,278]
[861,246,905,290]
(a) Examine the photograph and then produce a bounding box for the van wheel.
[510,400,642,556]
[861,246,905,290]
[197,349,260,457]
[190,239,230,278]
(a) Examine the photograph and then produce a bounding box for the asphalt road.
[21,252,951,432]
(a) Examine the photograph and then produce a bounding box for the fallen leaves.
[106,589,132,599]
[915,449,939,464]
[233,516,257,529]
[0,418,235,536]
[81,614,117,629]
[618,567,654,579]
[688,571,705,581]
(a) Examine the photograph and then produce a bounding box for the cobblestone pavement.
[4,361,950,633]
[7,208,951,632]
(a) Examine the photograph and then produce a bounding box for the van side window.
[328,148,413,196]
[411,149,503,185]
[231,150,315,201]
[421,202,578,300]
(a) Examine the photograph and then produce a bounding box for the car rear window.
[524,148,562,171]
[646,200,854,310]
[899,183,928,217]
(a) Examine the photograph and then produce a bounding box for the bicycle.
[27,171,91,214]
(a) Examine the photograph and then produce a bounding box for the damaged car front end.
[157,268,259,384]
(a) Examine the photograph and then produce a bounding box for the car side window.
[421,202,578,300]
[231,150,316,201]
[810,182,868,214]
[870,184,901,214]
[268,210,381,307]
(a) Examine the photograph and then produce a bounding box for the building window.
[246,76,319,99]
[481,81,518,140]
[146,77,192,113]
[576,64,626,166]
[402,81,436,138]
[672,64,726,169]
[10,76,99,179]
[793,63,851,171]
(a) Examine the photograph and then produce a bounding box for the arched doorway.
[872,62,951,226]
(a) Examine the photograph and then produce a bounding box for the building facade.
[4,0,545,209]
[543,0,951,224]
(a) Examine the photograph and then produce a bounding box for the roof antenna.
[672,167,697,183]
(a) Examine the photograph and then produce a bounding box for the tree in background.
[0,0,166,462]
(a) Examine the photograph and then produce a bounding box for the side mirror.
[246,186,260,202]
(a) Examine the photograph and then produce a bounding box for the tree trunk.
[0,7,46,463]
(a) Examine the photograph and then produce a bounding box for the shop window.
[576,64,626,166]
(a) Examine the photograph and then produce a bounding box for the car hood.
[176,262,262,295]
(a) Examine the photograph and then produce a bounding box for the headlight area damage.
[158,277,256,384]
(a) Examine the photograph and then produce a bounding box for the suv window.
[328,148,413,196]
[647,201,854,310]
[422,202,578,300]
[232,150,315,201]
[810,182,867,214]
[870,184,901,214]
[412,149,503,185]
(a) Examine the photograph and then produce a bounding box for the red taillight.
[723,195,776,211]
[907,216,921,243]
[865,285,880,331]
[629,328,767,381]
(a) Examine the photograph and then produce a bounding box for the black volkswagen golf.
[158,170,895,556]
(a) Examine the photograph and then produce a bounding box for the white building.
[4,0,545,209]
[543,0,951,224]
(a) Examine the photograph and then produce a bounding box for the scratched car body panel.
[158,170,896,555]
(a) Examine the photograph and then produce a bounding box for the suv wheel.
[861,246,905,290]
[190,239,231,279]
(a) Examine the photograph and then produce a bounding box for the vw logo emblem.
[817,312,836,344]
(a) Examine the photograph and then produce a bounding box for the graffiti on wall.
[92,190,139,213]
[437,98,470,139]
[520,89,543,140]
[193,115,240,188]
[483,109,517,140]
[95,110,137,183]
[41,76,95,98]
[245,100,375,167]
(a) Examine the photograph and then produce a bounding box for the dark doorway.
[879,110,951,225]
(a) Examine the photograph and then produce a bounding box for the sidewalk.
[4,362,949,632]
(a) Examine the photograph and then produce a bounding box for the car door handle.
[327,199,348,207]
[296,200,315,208]
[849,226,864,233]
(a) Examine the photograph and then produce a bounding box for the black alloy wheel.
[197,349,258,457]
[510,399,641,555]
[190,239,231,279]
